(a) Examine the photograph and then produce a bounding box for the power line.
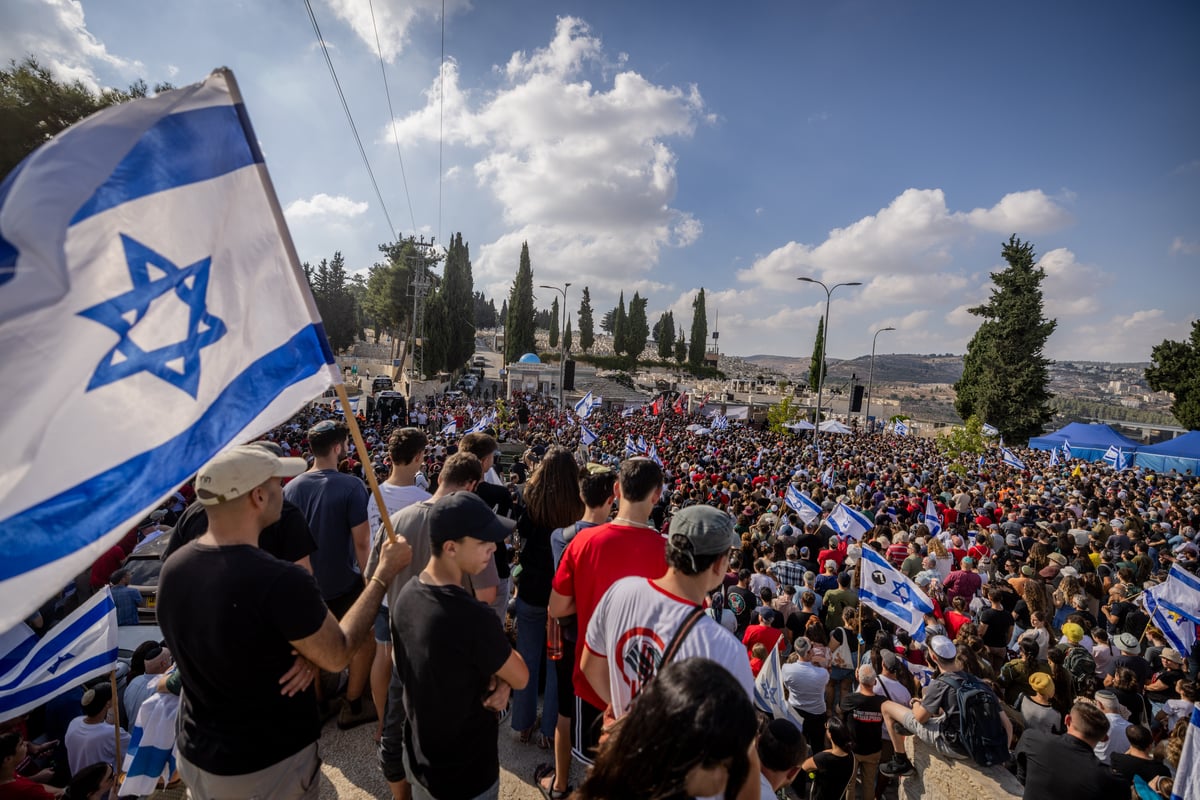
[302,0,397,242]
[367,0,418,237]
[438,0,446,248]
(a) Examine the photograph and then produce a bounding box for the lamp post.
[797,277,862,455]
[539,282,571,412]
[865,326,896,432]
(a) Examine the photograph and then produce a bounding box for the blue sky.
[3,0,1197,361]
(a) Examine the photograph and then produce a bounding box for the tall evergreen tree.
[504,242,536,363]
[626,293,649,358]
[808,318,826,393]
[674,332,688,363]
[441,232,474,368]
[612,293,628,356]
[954,235,1057,443]
[655,311,675,359]
[564,314,573,353]
[548,297,560,348]
[688,288,708,367]
[1145,320,1200,430]
[578,287,595,352]
[304,252,359,353]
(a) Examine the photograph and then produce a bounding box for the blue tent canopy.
[1028,422,1141,463]
[1133,430,1200,474]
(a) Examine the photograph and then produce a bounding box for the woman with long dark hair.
[511,446,585,748]
[575,658,759,800]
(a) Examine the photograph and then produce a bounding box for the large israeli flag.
[1173,707,1200,800]
[893,421,909,437]
[1000,447,1026,470]
[1101,444,1121,467]
[0,590,117,723]
[574,391,595,419]
[1143,582,1197,656]
[827,502,872,541]
[0,70,338,629]
[784,485,821,524]
[858,547,934,641]
[1155,565,1200,624]
[579,423,598,446]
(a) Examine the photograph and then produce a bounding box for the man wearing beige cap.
[159,444,412,799]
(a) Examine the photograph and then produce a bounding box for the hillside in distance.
[743,353,965,385]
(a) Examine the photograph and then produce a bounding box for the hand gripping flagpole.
[221,67,397,547]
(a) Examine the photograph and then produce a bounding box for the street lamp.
[797,277,862,455]
[538,282,571,412]
[865,326,896,431]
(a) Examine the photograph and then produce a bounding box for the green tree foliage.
[767,394,801,434]
[441,233,475,369]
[473,292,498,328]
[626,293,649,358]
[808,317,826,393]
[365,239,417,342]
[953,236,1057,444]
[504,242,536,362]
[548,297,560,348]
[564,314,573,353]
[937,414,989,477]
[600,308,615,335]
[303,252,358,353]
[421,290,451,377]
[675,332,688,363]
[578,287,595,352]
[1,57,175,179]
[1145,320,1200,429]
[654,311,675,359]
[688,288,708,367]
[612,293,628,356]
[535,308,552,330]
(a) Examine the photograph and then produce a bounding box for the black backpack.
[938,672,1010,767]
[1063,644,1097,693]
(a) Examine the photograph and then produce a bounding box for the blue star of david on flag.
[890,580,913,604]
[77,235,226,398]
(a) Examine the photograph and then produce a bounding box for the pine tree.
[504,242,536,363]
[688,288,708,367]
[578,287,595,352]
[612,293,628,356]
[626,293,649,359]
[674,332,688,363]
[808,318,825,393]
[655,311,675,359]
[548,297,560,349]
[954,235,1057,443]
[564,314,573,353]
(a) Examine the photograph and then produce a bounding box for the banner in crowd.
[0,70,339,628]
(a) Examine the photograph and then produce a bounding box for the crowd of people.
[2,381,1198,800]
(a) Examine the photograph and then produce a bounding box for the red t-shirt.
[552,522,668,710]
[742,624,785,654]
[885,543,908,567]
[0,776,56,800]
[946,610,972,639]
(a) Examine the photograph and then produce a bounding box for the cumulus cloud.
[1035,247,1110,316]
[736,188,1073,290]
[0,0,143,91]
[388,17,707,293]
[1052,309,1194,361]
[320,0,469,62]
[284,193,369,221]
[1170,236,1200,256]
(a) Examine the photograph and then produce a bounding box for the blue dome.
[518,353,541,364]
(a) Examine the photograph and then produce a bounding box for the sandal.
[535,730,553,750]
[534,763,572,800]
[518,723,535,744]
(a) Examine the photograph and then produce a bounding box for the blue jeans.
[511,596,557,739]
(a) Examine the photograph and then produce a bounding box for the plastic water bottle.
[547,616,563,661]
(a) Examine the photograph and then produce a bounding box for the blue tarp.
[1028,422,1142,463]
[1133,430,1200,475]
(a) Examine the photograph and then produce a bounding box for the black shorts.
[572,697,603,767]
[554,639,576,714]
[327,582,365,620]
[379,665,407,782]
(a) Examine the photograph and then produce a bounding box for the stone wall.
[899,737,1022,800]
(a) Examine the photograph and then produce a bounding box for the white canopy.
[783,420,815,431]
[819,420,852,434]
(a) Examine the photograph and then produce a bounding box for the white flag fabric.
[440,420,458,436]
[1102,444,1120,467]
[1143,582,1198,656]
[784,485,822,525]
[119,688,180,797]
[858,547,934,642]
[1000,447,1026,470]
[574,391,595,419]
[923,497,942,539]
[1172,707,1200,800]
[1061,440,1072,460]
[753,645,805,731]
[1156,566,1200,624]
[981,423,999,437]
[579,424,598,446]
[0,589,117,722]
[894,421,909,437]
[828,503,872,541]
[0,70,338,629]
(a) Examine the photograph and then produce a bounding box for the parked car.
[124,535,169,622]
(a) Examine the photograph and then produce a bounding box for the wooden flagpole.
[110,669,122,777]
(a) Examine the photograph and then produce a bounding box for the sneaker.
[879,754,915,777]
[337,698,378,730]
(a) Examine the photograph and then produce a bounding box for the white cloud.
[1170,236,1200,256]
[389,17,707,293]
[964,189,1073,233]
[1036,247,1109,316]
[0,0,143,91]
[320,0,469,62]
[284,193,369,220]
[1051,309,1194,361]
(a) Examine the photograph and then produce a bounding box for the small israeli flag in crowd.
[1048,447,1060,467]
[827,503,872,541]
[784,485,822,524]
[1061,440,1072,460]
[120,688,180,797]
[923,497,942,538]
[464,412,494,435]
[1102,444,1121,467]
[1143,582,1197,657]
[977,453,986,470]
[894,421,909,437]
[981,423,999,437]
[638,435,648,453]
[1000,447,1026,470]
[621,405,636,418]
[580,424,598,446]
[711,414,729,430]
[441,420,458,436]
[753,646,805,731]
[1172,707,1200,800]
[0,70,339,628]
[625,434,639,457]
[574,391,595,419]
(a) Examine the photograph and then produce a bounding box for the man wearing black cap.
[390,491,529,800]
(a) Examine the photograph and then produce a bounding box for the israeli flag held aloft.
[0,70,339,630]
[0,589,117,723]
[858,547,934,642]
[981,423,999,437]
[1143,582,1197,657]
[1061,440,1072,460]
[784,485,822,524]
[1048,447,1060,468]
[923,497,942,539]
[893,421,909,437]
[579,424,598,446]
[1171,706,1200,800]
[827,503,872,541]
[1001,448,1026,471]
[574,391,595,419]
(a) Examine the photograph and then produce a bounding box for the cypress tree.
[548,297,560,349]
[954,235,1057,443]
[688,288,707,367]
[808,317,825,393]
[655,311,675,360]
[564,314,573,353]
[504,242,536,363]
[578,287,595,352]
[626,293,649,359]
[612,293,628,356]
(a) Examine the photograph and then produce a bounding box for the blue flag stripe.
[0,593,114,688]
[0,323,333,581]
[0,650,117,718]
[70,104,263,226]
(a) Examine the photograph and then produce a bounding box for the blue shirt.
[111,584,144,625]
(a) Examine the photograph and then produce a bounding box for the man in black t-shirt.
[841,664,885,800]
[159,445,410,799]
[726,569,756,639]
[391,492,529,800]
[1015,701,1128,799]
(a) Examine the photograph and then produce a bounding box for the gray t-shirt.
[365,499,436,611]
